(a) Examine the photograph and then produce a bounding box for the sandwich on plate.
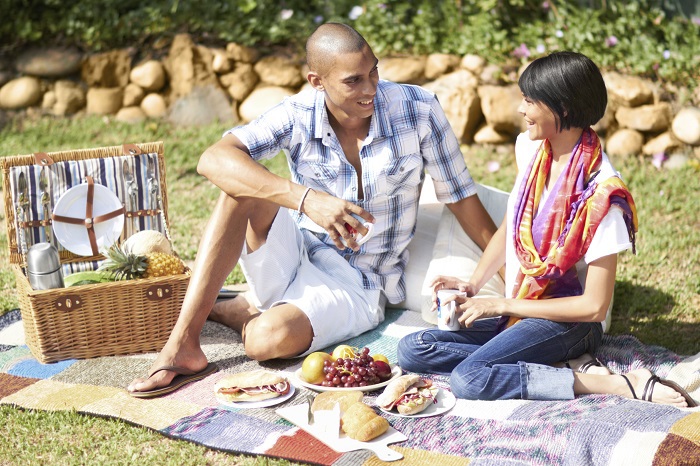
[375,374,438,415]
[214,369,291,403]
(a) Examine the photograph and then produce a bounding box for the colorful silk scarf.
[496,128,638,333]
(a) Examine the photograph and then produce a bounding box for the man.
[127,22,496,397]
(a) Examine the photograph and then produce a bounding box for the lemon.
[331,344,356,360]
[372,353,390,364]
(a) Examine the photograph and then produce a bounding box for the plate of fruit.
[294,345,402,392]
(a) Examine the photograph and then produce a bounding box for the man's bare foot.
[618,369,690,408]
[127,340,209,395]
[209,294,259,332]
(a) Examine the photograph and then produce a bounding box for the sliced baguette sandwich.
[375,374,438,415]
[214,369,290,403]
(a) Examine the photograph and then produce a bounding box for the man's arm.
[198,133,374,250]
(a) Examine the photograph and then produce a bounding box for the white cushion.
[390,176,508,325]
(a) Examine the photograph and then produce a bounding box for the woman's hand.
[428,275,478,313]
[456,298,504,328]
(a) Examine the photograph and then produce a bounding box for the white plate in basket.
[52,183,124,256]
[293,365,402,393]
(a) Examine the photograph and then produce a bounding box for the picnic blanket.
[1,307,699,465]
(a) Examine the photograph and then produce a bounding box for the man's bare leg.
[210,298,314,360]
[127,192,276,393]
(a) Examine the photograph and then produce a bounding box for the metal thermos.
[27,242,64,290]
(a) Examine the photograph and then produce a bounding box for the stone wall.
[2,33,700,161]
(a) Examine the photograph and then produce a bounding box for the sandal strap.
[620,374,639,400]
[642,374,659,402]
[148,365,198,378]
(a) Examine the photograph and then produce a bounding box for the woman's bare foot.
[618,369,689,408]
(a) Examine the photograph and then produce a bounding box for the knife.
[123,160,137,234]
[39,166,52,244]
[146,156,160,230]
[16,172,29,253]
[307,393,316,425]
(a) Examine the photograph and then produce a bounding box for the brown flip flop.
[620,373,698,407]
[128,363,219,398]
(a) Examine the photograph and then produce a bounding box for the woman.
[397,51,696,408]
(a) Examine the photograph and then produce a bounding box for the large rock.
[615,102,671,132]
[642,131,681,156]
[220,63,259,102]
[123,83,145,107]
[129,60,166,92]
[16,47,83,78]
[423,69,481,143]
[479,64,504,85]
[425,53,461,80]
[53,80,86,115]
[378,56,426,84]
[86,87,123,115]
[473,124,512,144]
[164,34,219,100]
[81,49,132,87]
[226,42,260,63]
[604,72,653,107]
[671,107,700,145]
[140,93,167,118]
[115,106,147,123]
[592,98,619,135]
[239,86,294,122]
[605,129,644,156]
[478,84,524,135]
[211,49,231,74]
[460,54,486,75]
[253,55,304,88]
[0,76,42,109]
[168,85,237,126]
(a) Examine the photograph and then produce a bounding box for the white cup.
[437,289,466,331]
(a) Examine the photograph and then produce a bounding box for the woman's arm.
[454,253,618,328]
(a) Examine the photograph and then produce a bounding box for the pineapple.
[99,244,184,280]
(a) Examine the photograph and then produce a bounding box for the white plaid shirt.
[228,80,477,303]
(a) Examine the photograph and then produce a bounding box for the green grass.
[1,114,699,464]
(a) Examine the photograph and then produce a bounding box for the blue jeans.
[397,317,603,401]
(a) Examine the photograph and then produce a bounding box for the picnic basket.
[2,141,190,363]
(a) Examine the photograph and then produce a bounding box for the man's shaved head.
[306,23,370,76]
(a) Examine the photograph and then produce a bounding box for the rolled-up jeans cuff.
[520,362,575,400]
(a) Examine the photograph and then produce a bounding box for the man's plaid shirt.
[228,79,477,304]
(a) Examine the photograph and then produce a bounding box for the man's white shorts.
[239,210,385,356]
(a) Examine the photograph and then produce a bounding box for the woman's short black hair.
[518,51,607,131]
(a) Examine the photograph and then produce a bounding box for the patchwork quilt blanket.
[1,308,699,465]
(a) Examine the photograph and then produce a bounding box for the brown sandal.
[620,373,698,407]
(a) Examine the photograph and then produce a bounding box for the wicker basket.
[2,142,190,363]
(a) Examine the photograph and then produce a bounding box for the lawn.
[1,114,698,465]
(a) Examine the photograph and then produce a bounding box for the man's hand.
[301,189,374,251]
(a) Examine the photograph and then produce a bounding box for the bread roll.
[311,390,363,415]
[341,402,389,442]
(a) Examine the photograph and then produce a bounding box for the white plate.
[52,183,124,256]
[294,365,402,393]
[219,383,295,409]
[378,388,456,418]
